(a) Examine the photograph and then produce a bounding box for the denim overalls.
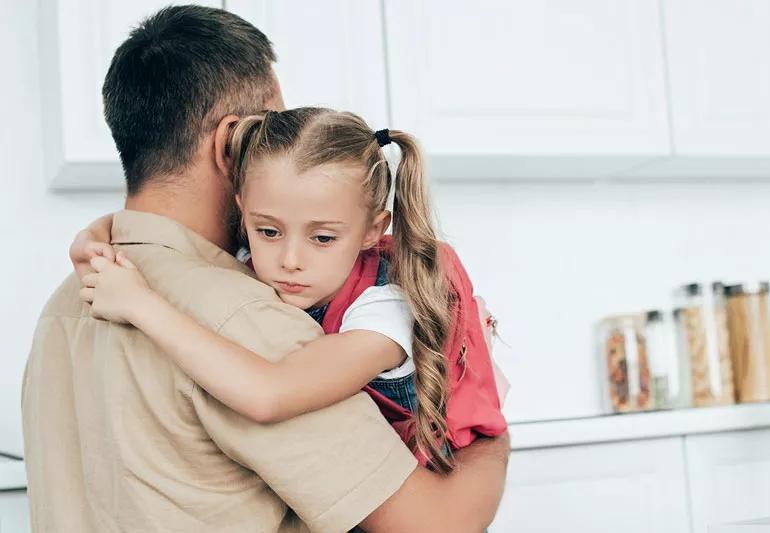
[306,257,419,414]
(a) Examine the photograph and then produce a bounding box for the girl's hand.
[69,214,116,281]
[80,252,151,324]
[70,229,117,281]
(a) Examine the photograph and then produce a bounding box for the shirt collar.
[111,210,253,276]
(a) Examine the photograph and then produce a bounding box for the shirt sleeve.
[191,299,417,533]
[339,285,415,379]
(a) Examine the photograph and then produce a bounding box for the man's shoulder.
[126,245,319,339]
[38,273,87,320]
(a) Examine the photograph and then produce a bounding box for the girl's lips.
[276,281,308,294]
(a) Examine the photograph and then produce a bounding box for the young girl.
[75,107,508,473]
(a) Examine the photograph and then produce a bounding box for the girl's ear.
[235,194,243,212]
[362,210,392,250]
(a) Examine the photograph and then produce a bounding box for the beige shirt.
[22,210,416,533]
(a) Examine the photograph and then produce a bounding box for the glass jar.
[674,282,735,407]
[597,314,652,413]
[644,310,690,410]
[724,283,770,403]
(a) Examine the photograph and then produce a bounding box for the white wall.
[3,0,770,458]
[434,180,770,422]
[0,1,123,456]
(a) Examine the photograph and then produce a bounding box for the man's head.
[103,5,283,195]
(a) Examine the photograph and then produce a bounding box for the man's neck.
[125,181,235,253]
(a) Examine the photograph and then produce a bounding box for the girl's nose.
[280,242,302,272]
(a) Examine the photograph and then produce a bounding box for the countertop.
[508,402,770,450]
[5,402,770,489]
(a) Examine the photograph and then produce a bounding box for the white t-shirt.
[338,284,416,379]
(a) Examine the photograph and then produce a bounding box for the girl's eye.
[313,235,336,244]
[257,228,280,239]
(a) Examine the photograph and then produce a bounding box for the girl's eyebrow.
[248,211,280,222]
[249,211,346,227]
[309,220,346,227]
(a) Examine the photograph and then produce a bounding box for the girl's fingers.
[79,287,95,303]
[115,251,137,270]
[89,255,111,273]
[91,242,116,262]
[81,273,98,288]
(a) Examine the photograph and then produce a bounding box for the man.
[22,5,509,532]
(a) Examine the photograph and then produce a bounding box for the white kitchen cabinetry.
[664,0,770,157]
[40,0,387,191]
[41,1,770,188]
[0,491,30,533]
[383,0,670,179]
[226,1,389,130]
[628,0,770,179]
[685,429,770,533]
[490,438,690,533]
[39,0,222,190]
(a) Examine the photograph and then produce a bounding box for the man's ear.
[214,114,240,179]
[362,210,392,250]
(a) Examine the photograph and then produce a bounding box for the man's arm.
[191,289,508,533]
[190,296,420,533]
[360,431,510,533]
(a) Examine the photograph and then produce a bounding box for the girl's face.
[237,156,389,310]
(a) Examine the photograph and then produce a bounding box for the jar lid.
[680,283,701,296]
[645,310,663,322]
[678,282,725,296]
[725,282,770,295]
[597,313,641,329]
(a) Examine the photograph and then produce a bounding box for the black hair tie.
[374,129,391,147]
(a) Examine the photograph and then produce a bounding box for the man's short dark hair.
[102,5,277,194]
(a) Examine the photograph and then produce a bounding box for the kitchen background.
[3,1,770,532]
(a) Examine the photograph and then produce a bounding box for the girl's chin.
[278,292,318,310]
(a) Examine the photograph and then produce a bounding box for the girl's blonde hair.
[226,108,455,472]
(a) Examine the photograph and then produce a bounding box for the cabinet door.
[40,1,222,190]
[664,0,770,157]
[226,1,389,129]
[490,438,690,533]
[685,429,770,533]
[0,491,30,533]
[384,1,670,179]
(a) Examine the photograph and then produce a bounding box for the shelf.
[0,456,26,491]
[508,402,770,451]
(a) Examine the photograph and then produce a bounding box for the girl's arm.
[83,254,405,424]
[70,213,116,279]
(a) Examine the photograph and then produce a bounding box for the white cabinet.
[39,0,222,190]
[664,0,770,157]
[40,0,388,191]
[226,1,389,130]
[0,491,30,533]
[685,429,770,533]
[384,1,670,179]
[490,438,690,533]
[628,0,770,179]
